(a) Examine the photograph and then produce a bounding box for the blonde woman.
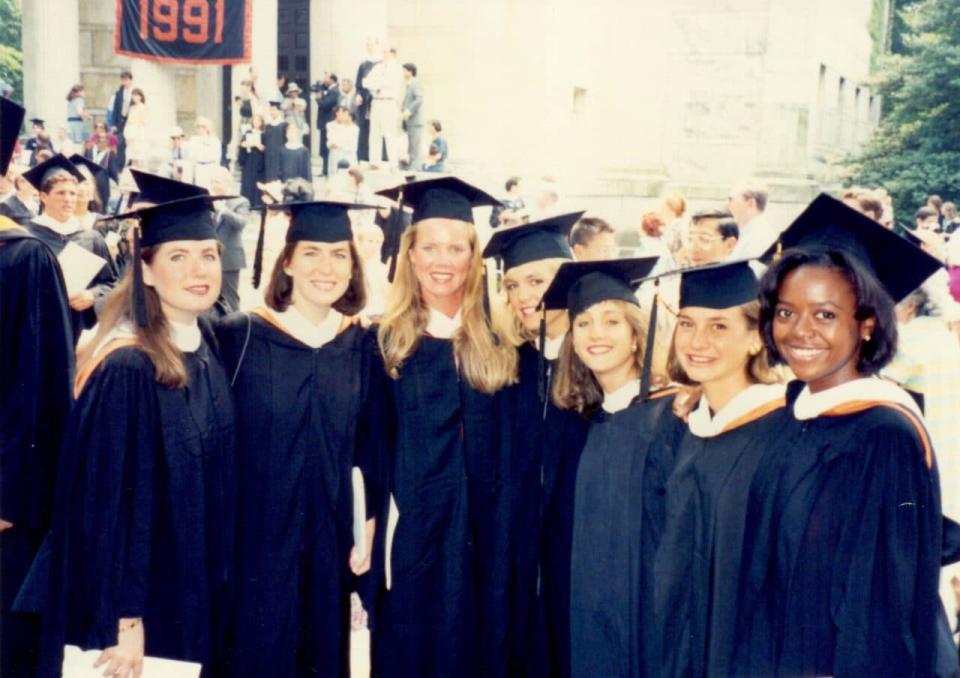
[373,177,518,678]
[653,261,787,677]
[544,258,684,678]
[482,212,589,677]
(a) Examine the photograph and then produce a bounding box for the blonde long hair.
[551,299,666,416]
[377,220,518,393]
[76,247,190,389]
[500,257,568,348]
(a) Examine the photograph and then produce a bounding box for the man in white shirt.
[364,47,405,166]
[727,179,778,259]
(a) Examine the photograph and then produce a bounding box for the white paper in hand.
[62,645,201,678]
[57,241,107,296]
[352,467,367,561]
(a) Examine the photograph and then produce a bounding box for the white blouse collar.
[792,376,922,421]
[168,318,202,353]
[688,382,786,438]
[271,305,343,349]
[602,378,641,414]
[425,306,462,339]
[35,212,81,236]
[535,333,565,361]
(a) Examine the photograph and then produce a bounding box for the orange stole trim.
[647,385,683,401]
[820,400,933,469]
[73,338,140,398]
[250,307,358,341]
[719,397,787,434]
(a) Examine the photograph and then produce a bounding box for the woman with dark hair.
[237,114,265,207]
[216,201,385,678]
[732,194,947,676]
[65,84,91,144]
[25,195,237,678]
[544,257,685,678]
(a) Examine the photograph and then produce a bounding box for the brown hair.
[551,299,666,416]
[666,300,779,386]
[640,211,665,238]
[842,187,883,222]
[264,240,366,315]
[66,84,84,101]
[41,172,78,194]
[77,246,192,388]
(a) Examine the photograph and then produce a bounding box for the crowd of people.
[3,57,960,678]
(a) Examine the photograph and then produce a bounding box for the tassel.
[538,306,548,403]
[132,224,148,327]
[482,262,499,345]
[639,278,659,400]
[251,208,268,289]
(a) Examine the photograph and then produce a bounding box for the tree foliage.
[0,0,22,102]
[846,0,960,218]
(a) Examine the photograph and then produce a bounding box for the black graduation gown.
[731,381,944,677]
[507,343,589,678]
[215,313,386,678]
[30,333,236,678]
[238,134,264,208]
[0,195,37,224]
[372,335,514,678]
[25,221,118,343]
[0,230,74,678]
[263,121,287,182]
[654,395,795,677]
[568,389,685,678]
[279,145,312,183]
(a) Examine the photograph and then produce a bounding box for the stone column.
[130,59,177,171]
[22,0,80,127]
[250,0,279,104]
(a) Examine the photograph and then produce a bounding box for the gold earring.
[862,334,871,342]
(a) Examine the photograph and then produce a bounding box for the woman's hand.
[349,518,376,575]
[93,618,144,678]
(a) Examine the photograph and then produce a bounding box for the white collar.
[425,306,462,339]
[602,378,641,414]
[169,318,202,353]
[92,320,138,358]
[792,376,922,421]
[285,141,304,149]
[534,333,565,361]
[35,212,81,236]
[271,305,343,349]
[688,382,786,437]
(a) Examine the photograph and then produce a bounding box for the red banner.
[115,0,252,65]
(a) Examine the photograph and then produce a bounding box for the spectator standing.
[326,106,359,172]
[65,85,91,145]
[189,116,222,189]
[685,208,738,266]
[165,125,193,184]
[108,71,134,167]
[354,37,381,161]
[122,89,149,167]
[209,166,251,314]
[364,47,404,165]
[569,216,618,261]
[401,63,424,170]
[943,202,960,234]
[313,72,340,176]
[263,101,286,182]
[235,79,260,131]
[489,175,526,228]
[727,179,776,259]
[238,115,265,208]
[427,119,448,166]
[338,78,360,121]
[279,122,311,183]
[282,82,308,140]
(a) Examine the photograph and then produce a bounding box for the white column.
[22,0,80,127]
[250,0,279,104]
[130,59,177,171]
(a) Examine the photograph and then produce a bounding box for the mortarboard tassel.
[482,263,499,346]
[132,224,148,327]
[639,277,659,400]
[251,208,268,289]
[538,305,548,403]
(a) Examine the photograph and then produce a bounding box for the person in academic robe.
[0,167,40,224]
[263,101,287,182]
[69,154,111,218]
[24,195,237,678]
[279,122,312,184]
[22,154,117,343]
[216,200,386,678]
[543,257,686,678]
[238,115,265,207]
[731,194,953,676]
[371,176,519,678]
[0,96,74,678]
[481,212,590,677]
[653,261,792,677]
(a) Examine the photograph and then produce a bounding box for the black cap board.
[131,168,208,205]
[679,260,759,309]
[760,193,942,303]
[541,257,660,318]
[376,176,501,224]
[1,96,25,175]
[29,118,44,127]
[21,153,84,191]
[482,211,582,270]
[68,153,111,209]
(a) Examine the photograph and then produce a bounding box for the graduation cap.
[1,96,25,175]
[250,200,378,288]
[376,175,501,224]
[679,260,758,309]
[68,154,110,209]
[122,195,233,326]
[268,100,282,109]
[131,168,208,205]
[21,153,84,192]
[482,211,582,270]
[760,193,942,303]
[29,117,44,128]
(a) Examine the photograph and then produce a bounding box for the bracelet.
[118,619,141,633]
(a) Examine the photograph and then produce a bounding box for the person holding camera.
[313,73,340,177]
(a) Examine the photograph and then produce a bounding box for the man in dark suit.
[209,167,251,313]
[401,63,424,170]
[108,71,134,168]
[354,38,381,162]
[313,73,341,176]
